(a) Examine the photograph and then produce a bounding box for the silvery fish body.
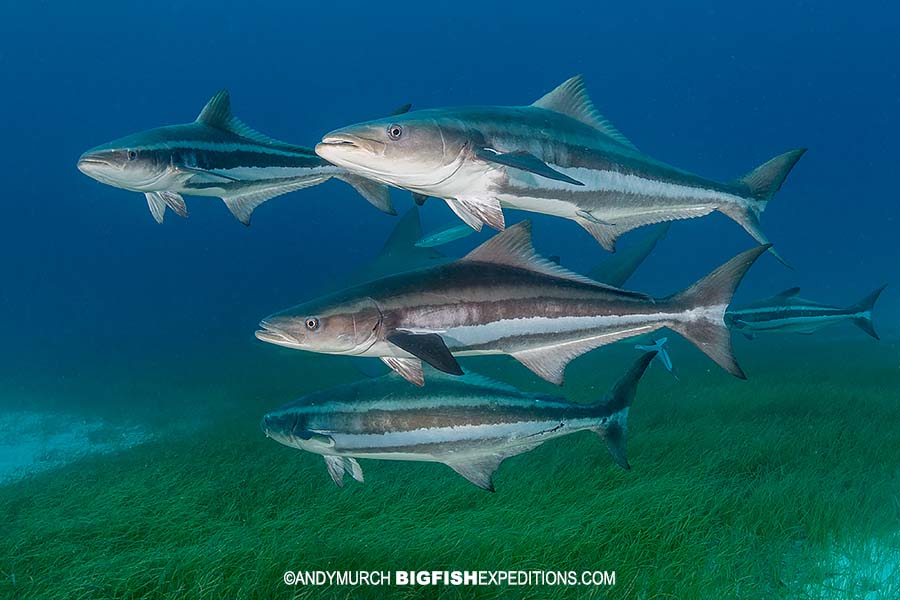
[261,352,657,491]
[726,286,886,339]
[77,90,392,224]
[316,76,804,266]
[256,221,766,386]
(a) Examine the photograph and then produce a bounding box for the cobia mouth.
[317,133,385,156]
[255,320,299,347]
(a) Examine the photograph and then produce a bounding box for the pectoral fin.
[337,174,395,215]
[176,165,241,183]
[144,191,187,223]
[413,193,428,206]
[474,148,584,186]
[380,356,424,386]
[386,331,463,377]
[323,455,365,487]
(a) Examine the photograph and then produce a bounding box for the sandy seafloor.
[1,331,899,599]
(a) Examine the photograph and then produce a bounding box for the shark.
[261,352,657,491]
[255,220,767,386]
[77,90,392,224]
[315,75,804,266]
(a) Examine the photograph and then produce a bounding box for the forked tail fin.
[593,351,657,470]
[718,148,806,268]
[849,284,887,340]
[664,245,769,379]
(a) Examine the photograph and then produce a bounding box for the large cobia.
[316,75,804,266]
[77,90,392,224]
[261,352,657,491]
[256,221,767,386]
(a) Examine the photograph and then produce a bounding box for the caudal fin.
[593,351,657,470]
[849,284,887,340]
[718,148,806,268]
[665,245,769,379]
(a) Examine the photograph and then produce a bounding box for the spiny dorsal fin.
[531,75,638,151]
[196,90,284,145]
[462,221,648,294]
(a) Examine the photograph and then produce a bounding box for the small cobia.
[77,90,392,224]
[261,352,657,491]
[726,285,887,339]
[256,221,767,386]
[316,76,804,265]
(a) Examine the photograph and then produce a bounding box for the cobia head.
[77,128,182,192]
[260,406,336,453]
[315,112,471,190]
[255,295,383,355]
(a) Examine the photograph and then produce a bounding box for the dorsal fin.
[196,90,284,145]
[461,221,648,296]
[774,287,801,298]
[531,75,638,151]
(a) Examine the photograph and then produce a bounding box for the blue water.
[1,3,897,398]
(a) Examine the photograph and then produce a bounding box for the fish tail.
[664,245,769,379]
[592,351,657,470]
[718,148,806,268]
[849,284,887,340]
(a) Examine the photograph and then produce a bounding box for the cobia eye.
[387,124,402,140]
[305,317,320,330]
[127,150,138,161]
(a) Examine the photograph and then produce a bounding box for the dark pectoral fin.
[387,332,463,376]
[389,103,413,116]
[413,192,428,206]
[474,148,584,186]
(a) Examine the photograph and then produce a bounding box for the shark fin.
[462,221,650,296]
[531,75,638,151]
[665,245,769,379]
[196,90,286,145]
[444,455,504,491]
[336,174,395,215]
[380,356,424,386]
[718,148,806,268]
[387,332,463,377]
[413,193,428,206]
[849,284,887,340]
[474,148,583,186]
[592,351,657,470]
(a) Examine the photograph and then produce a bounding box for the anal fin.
[512,332,652,385]
[445,455,505,492]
